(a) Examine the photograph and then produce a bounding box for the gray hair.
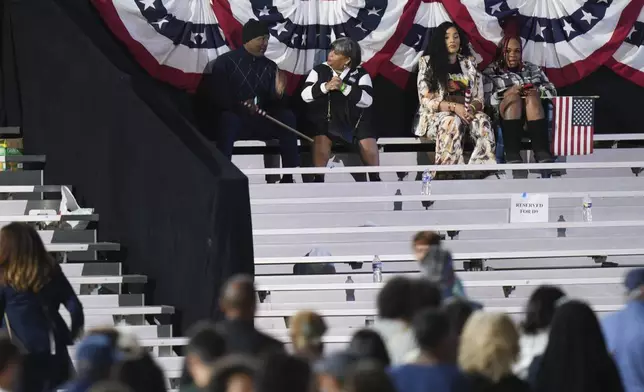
[330,37,362,69]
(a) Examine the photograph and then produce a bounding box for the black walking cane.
[242,101,314,143]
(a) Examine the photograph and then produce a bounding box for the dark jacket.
[216,319,284,357]
[198,47,286,117]
[0,265,84,390]
[466,373,532,392]
[301,63,373,138]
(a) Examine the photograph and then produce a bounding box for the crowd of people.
[0,223,641,392]
[198,20,557,182]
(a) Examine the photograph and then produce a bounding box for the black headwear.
[242,20,269,44]
[534,300,624,392]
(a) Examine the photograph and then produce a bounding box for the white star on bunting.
[272,21,288,36]
[367,7,381,16]
[628,25,638,40]
[258,6,270,17]
[580,10,597,25]
[140,0,156,10]
[535,21,547,38]
[562,19,576,37]
[355,23,367,32]
[489,3,502,14]
[152,17,168,28]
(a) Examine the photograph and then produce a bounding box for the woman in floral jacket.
[415,22,496,176]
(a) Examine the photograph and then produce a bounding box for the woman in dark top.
[301,37,380,183]
[529,300,624,392]
[0,222,84,391]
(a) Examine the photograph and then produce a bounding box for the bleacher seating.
[9,136,644,387]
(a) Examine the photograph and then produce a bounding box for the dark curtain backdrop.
[1,0,254,336]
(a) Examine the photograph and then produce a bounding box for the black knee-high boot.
[501,119,524,163]
[527,118,554,163]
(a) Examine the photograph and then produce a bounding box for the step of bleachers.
[0,156,181,388]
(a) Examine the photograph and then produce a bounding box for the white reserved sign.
[510,193,549,223]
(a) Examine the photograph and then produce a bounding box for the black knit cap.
[242,20,269,44]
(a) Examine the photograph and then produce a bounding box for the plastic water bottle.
[345,276,355,302]
[372,256,382,283]
[421,169,432,196]
[582,195,593,222]
[557,215,566,238]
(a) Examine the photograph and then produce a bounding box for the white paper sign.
[510,193,549,223]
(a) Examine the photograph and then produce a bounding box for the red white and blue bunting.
[606,6,644,87]
[93,0,644,91]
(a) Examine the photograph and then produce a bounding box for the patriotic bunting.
[93,0,644,91]
[606,7,644,87]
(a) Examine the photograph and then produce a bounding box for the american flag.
[551,97,595,156]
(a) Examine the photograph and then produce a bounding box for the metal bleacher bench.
[233,134,644,149]
[250,190,644,206]
[253,220,644,236]
[242,161,644,176]
[255,276,623,293]
[254,248,644,265]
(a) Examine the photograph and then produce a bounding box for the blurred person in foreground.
[206,355,258,392]
[529,300,624,392]
[181,322,226,392]
[413,231,466,300]
[371,277,416,364]
[513,285,565,379]
[602,268,644,392]
[62,334,122,392]
[257,352,311,392]
[217,275,284,356]
[0,222,84,392]
[199,20,300,182]
[112,334,167,392]
[314,351,358,392]
[0,333,21,392]
[88,381,133,392]
[345,360,397,392]
[389,309,468,392]
[348,329,390,367]
[289,311,327,362]
[459,312,530,392]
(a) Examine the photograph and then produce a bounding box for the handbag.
[326,93,364,144]
[4,312,29,354]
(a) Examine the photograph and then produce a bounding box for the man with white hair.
[601,268,644,392]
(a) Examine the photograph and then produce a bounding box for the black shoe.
[535,151,554,163]
[501,119,524,164]
[279,175,295,183]
[527,119,552,161]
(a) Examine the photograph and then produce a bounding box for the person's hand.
[275,70,287,97]
[504,84,522,97]
[242,99,265,116]
[524,87,540,98]
[454,104,472,124]
[326,76,343,91]
[447,80,459,93]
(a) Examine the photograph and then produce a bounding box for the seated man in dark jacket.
[199,20,300,183]
[216,274,284,356]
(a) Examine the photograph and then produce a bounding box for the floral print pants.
[433,112,496,166]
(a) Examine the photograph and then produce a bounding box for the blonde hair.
[0,222,55,292]
[289,310,327,351]
[458,312,519,383]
